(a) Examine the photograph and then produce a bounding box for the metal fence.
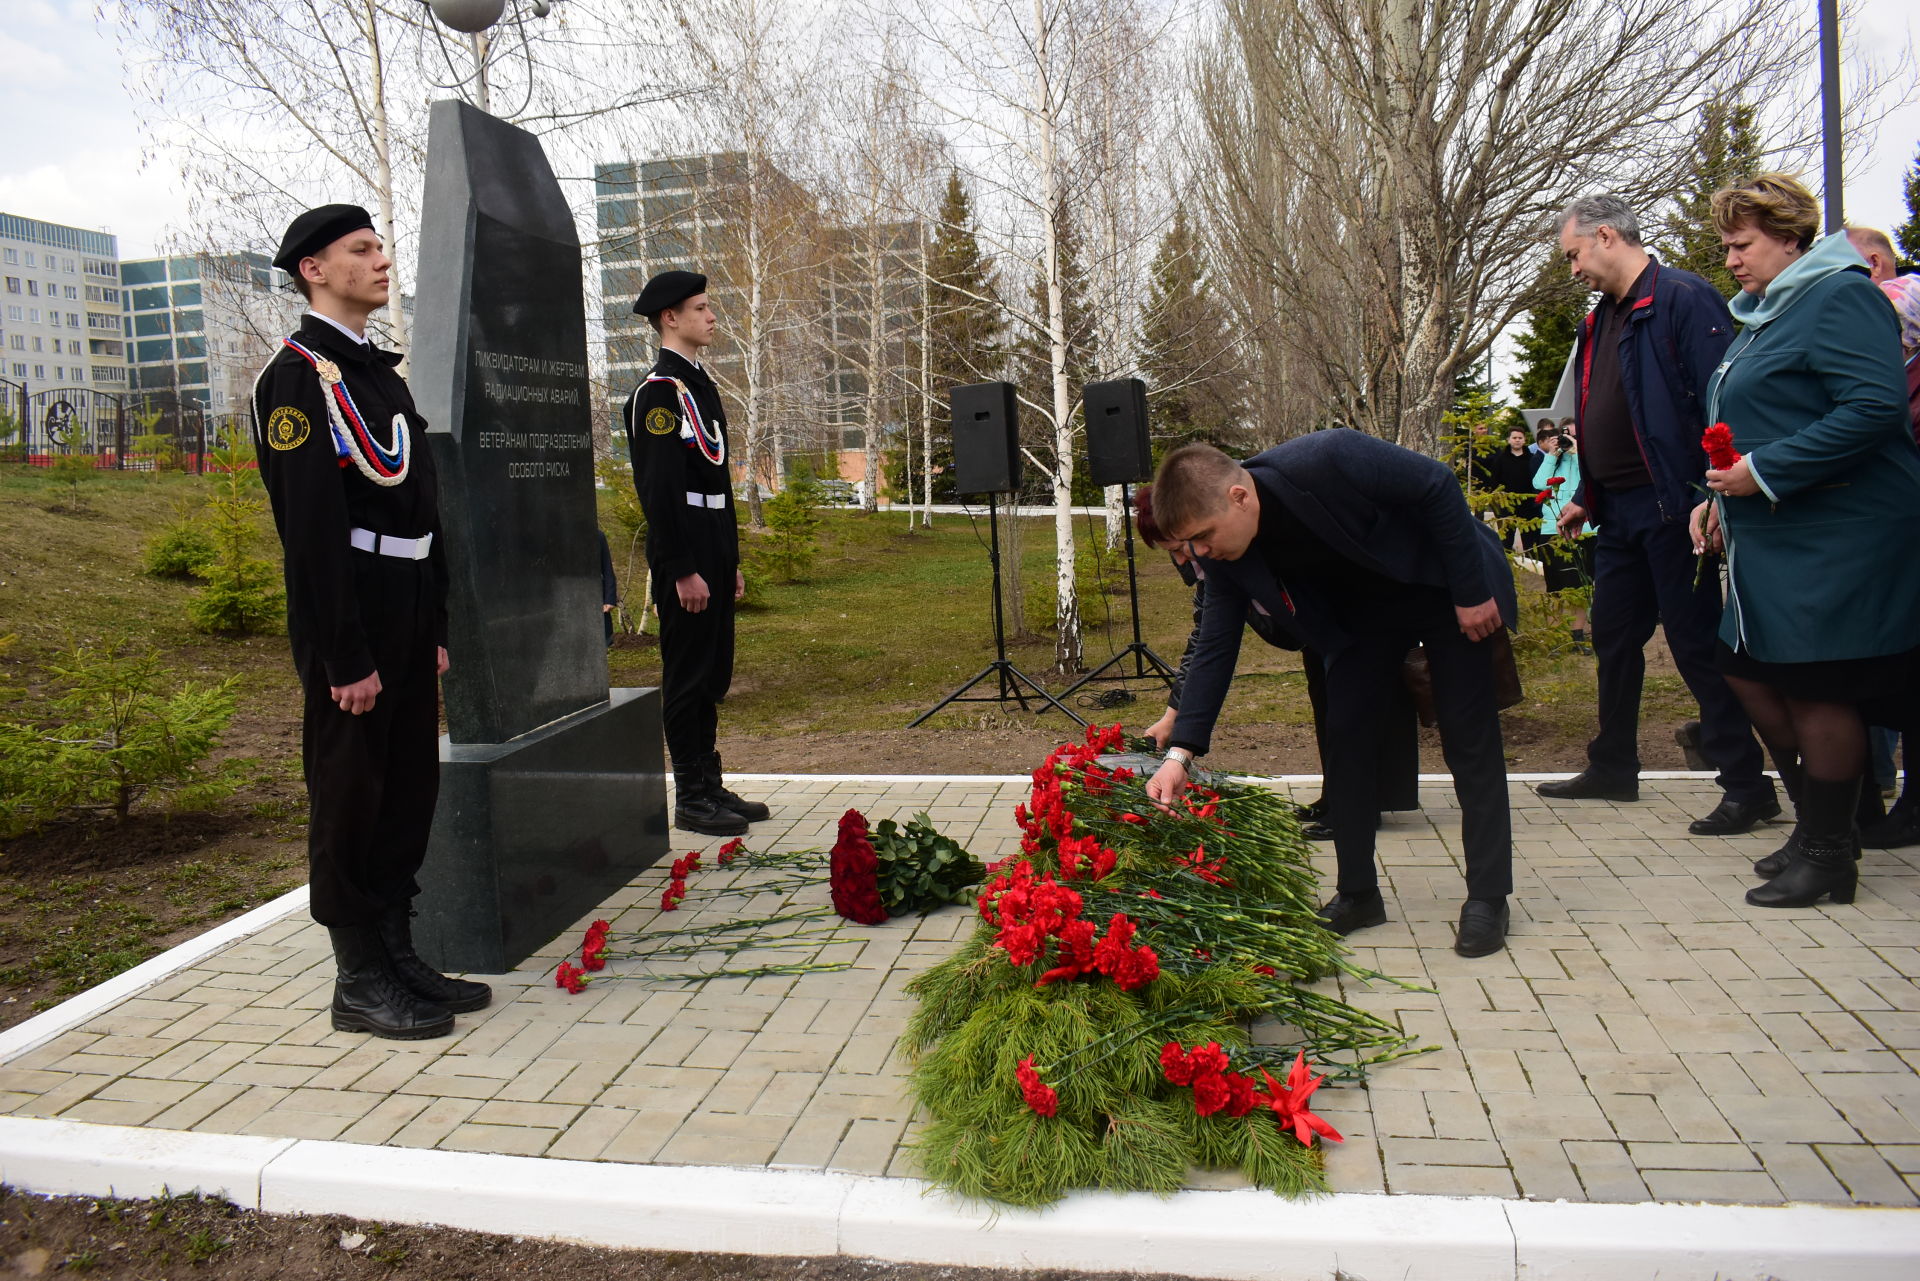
[0,381,244,474]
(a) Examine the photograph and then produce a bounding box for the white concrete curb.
[727,771,1738,784]
[0,1117,1914,1279]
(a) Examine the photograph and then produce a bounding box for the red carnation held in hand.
[1702,422,1743,472]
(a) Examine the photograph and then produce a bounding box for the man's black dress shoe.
[1535,772,1638,802]
[1454,899,1509,957]
[1295,798,1327,822]
[1688,795,1781,836]
[1861,801,1920,850]
[1301,820,1335,841]
[1315,893,1387,936]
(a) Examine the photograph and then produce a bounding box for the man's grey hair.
[1560,194,1643,247]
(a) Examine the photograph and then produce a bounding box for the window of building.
[9,363,22,377]
[131,286,168,311]
[48,311,59,326]
[93,366,126,383]
[136,337,174,363]
[63,286,76,299]
[174,308,203,334]
[134,312,169,337]
[66,313,78,326]
[7,335,20,350]
[68,340,80,355]
[64,258,76,273]
[180,361,207,385]
[24,252,35,268]
[1,249,14,264]
[5,306,17,321]
[120,260,166,285]
[31,337,42,351]
[54,365,64,380]
[28,309,39,323]
[32,364,44,379]
[172,283,202,308]
[4,277,17,293]
[26,281,37,296]
[176,335,207,359]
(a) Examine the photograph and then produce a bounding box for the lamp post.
[1819,0,1844,234]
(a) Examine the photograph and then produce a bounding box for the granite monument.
[410,98,667,973]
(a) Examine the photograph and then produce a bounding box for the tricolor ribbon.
[283,338,410,487]
[644,374,725,465]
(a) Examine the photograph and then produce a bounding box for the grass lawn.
[0,462,1695,1021]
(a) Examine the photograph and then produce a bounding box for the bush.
[189,440,283,635]
[0,638,242,837]
[756,474,823,583]
[144,514,217,580]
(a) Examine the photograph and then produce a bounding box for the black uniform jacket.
[251,315,449,688]
[1170,429,1517,755]
[623,347,739,584]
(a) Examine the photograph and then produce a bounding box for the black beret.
[633,269,707,317]
[273,204,376,273]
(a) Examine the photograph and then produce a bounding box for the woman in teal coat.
[1690,173,1920,909]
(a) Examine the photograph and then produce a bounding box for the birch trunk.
[1035,0,1081,676]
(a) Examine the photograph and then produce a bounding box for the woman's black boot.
[1747,776,1860,909]
[1752,756,1807,877]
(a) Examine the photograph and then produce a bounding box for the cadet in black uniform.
[253,204,489,1040]
[623,270,770,836]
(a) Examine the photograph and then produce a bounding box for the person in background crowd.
[598,528,618,649]
[1134,485,1420,842]
[1693,174,1920,907]
[1487,425,1545,552]
[1844,224,1920,850]
[1533,418,1555,456]
[1536,193,1778,838]
[1532,428,1592,647]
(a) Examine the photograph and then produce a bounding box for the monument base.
[415,686,667,974]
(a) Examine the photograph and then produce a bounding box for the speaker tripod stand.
[908,496,1087,729]
[1061,481,1178,700]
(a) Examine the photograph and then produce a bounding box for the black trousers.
[656,567,737,767]
[1304,649,1420,811]
[1586,485,1769,802]
[1323,605,1512,902]
[301,641,439,928]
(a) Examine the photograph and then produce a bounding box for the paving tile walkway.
[3,775,1918,1208]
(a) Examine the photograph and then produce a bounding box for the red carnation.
[1223,1071,1261,1118]
[1015,1056,1059,1118]
[716,838,746,864]
[581,921,610,971]
[1160,1041,1197,1085]
[829,808,888,924]
[555,962,589,994]
[1702,422,1743,471]
[1192,1072,1231,1117]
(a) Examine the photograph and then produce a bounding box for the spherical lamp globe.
[427,0,507,33]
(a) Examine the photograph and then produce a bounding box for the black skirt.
[1715,639,1920,704]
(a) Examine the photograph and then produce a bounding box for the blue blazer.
[1170,430,1517,754]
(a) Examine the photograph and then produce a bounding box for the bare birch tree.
[1192,0,1829,451]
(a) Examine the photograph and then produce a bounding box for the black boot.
[1752,756,1807,877]
[1862,794,1920,850]
[328,925,453,1040]
[1746,776,1860,909]
[704,752,769,822]
[378,906,491,1014]
[674,761,749,836]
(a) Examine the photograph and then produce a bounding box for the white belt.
[685,491,727,509]
[349,527,434,560]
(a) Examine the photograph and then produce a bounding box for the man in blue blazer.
[1145,435,1518,957]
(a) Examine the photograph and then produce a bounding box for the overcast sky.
[4,0,1917,260]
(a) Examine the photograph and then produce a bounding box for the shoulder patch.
[645,406,678,436]
[265,405,312,451]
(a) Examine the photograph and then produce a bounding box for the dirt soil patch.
[0,1187,1194,1281]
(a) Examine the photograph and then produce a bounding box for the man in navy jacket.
[1540,195,1776,833]
[1145,435,1518,958]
